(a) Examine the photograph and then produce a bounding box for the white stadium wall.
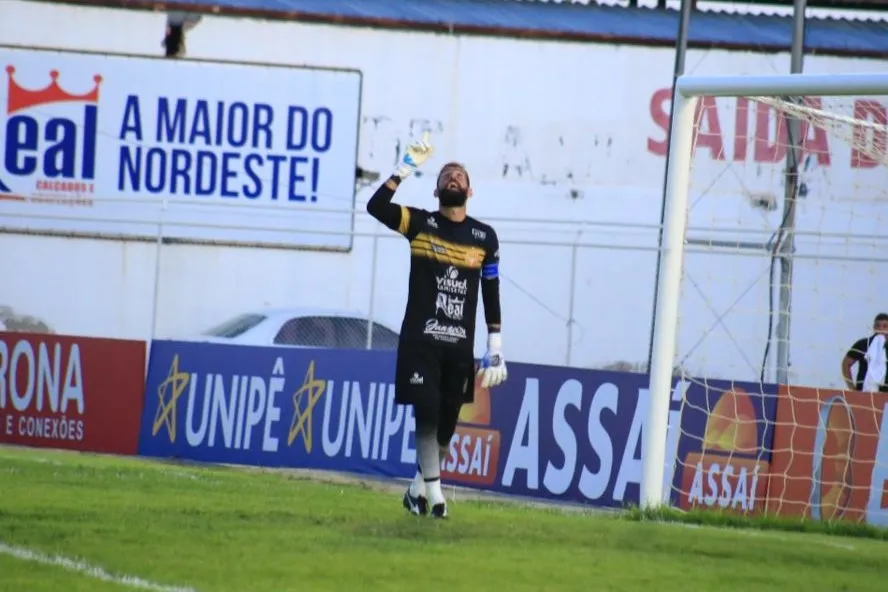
[1,0,887,387]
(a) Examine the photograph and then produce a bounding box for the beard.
[438,188,468,207]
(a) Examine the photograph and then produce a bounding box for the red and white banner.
[0,332,146,455]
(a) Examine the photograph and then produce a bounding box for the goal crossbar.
[675,72,888,98]
[641,71,888,510]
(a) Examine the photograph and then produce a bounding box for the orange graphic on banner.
[441,373,501,487]
[678,388,770,514]
[767,385,888,525]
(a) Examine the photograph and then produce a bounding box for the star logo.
[287,360,326,453]
[152,354,189,442]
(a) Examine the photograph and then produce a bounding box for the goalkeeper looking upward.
[366,133,507,519]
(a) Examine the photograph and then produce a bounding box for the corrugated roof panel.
[70,0,888,55]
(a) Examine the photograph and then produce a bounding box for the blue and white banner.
[138,341,409,476]
[139,340,702,507]
[0,45,362,249]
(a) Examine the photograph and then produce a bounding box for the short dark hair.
[875,313,888,324]
[437,162,470,187]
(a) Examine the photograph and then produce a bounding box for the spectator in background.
[841,312,888,393]
[162,22,185,58]
[162,13,201,58]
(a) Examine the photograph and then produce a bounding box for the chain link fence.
[5,197,884,387]
[0,203,667,370]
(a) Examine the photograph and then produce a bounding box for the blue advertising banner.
[669,379,779,514]
[139,340,414,477]
[469,362,672,507]
[140,340,774,509]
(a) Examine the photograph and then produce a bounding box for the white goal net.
[642,73,888,526]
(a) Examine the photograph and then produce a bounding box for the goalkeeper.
[366,133,507,519]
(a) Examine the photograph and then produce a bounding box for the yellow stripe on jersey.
[411,245,479,269]
[413,233,487,261]
[410,232,486,269]
[398,205,411,235]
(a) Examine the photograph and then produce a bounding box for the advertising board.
[767,385,888,526]
[139,340,698,507]
[0,331,146,454]
[670,380,779,514]
[0,45,363,250]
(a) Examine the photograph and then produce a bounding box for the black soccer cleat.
[431,502,448,520]
[403,488,429,516]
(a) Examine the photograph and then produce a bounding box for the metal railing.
[2,197,887,387]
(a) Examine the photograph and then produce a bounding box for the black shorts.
[395,340,476,412]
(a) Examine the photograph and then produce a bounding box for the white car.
[195,308,401,351]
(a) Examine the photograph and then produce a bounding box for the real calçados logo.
[1,65,101,203]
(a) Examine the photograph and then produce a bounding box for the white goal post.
[642,72,888,511]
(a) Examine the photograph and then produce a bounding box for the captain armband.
[481,262,499,280]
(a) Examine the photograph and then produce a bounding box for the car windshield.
[202,314,266,338]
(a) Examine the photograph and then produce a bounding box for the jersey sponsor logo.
[427,216,438,229]
[472,228,487,240]
[436,265,468,295]
[436,292,465,321]
[424,319,467,343]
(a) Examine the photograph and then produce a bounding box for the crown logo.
[6,66,103,115]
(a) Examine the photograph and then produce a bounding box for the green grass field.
[1,445,886,592]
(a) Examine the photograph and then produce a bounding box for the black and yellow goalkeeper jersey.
[366,177,500,351]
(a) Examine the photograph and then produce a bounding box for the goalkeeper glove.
[394,131,434,179]
[477,332,508,389]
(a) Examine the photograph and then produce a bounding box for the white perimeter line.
[0,541,198,592]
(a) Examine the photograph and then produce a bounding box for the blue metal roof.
[71,0,888,56]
